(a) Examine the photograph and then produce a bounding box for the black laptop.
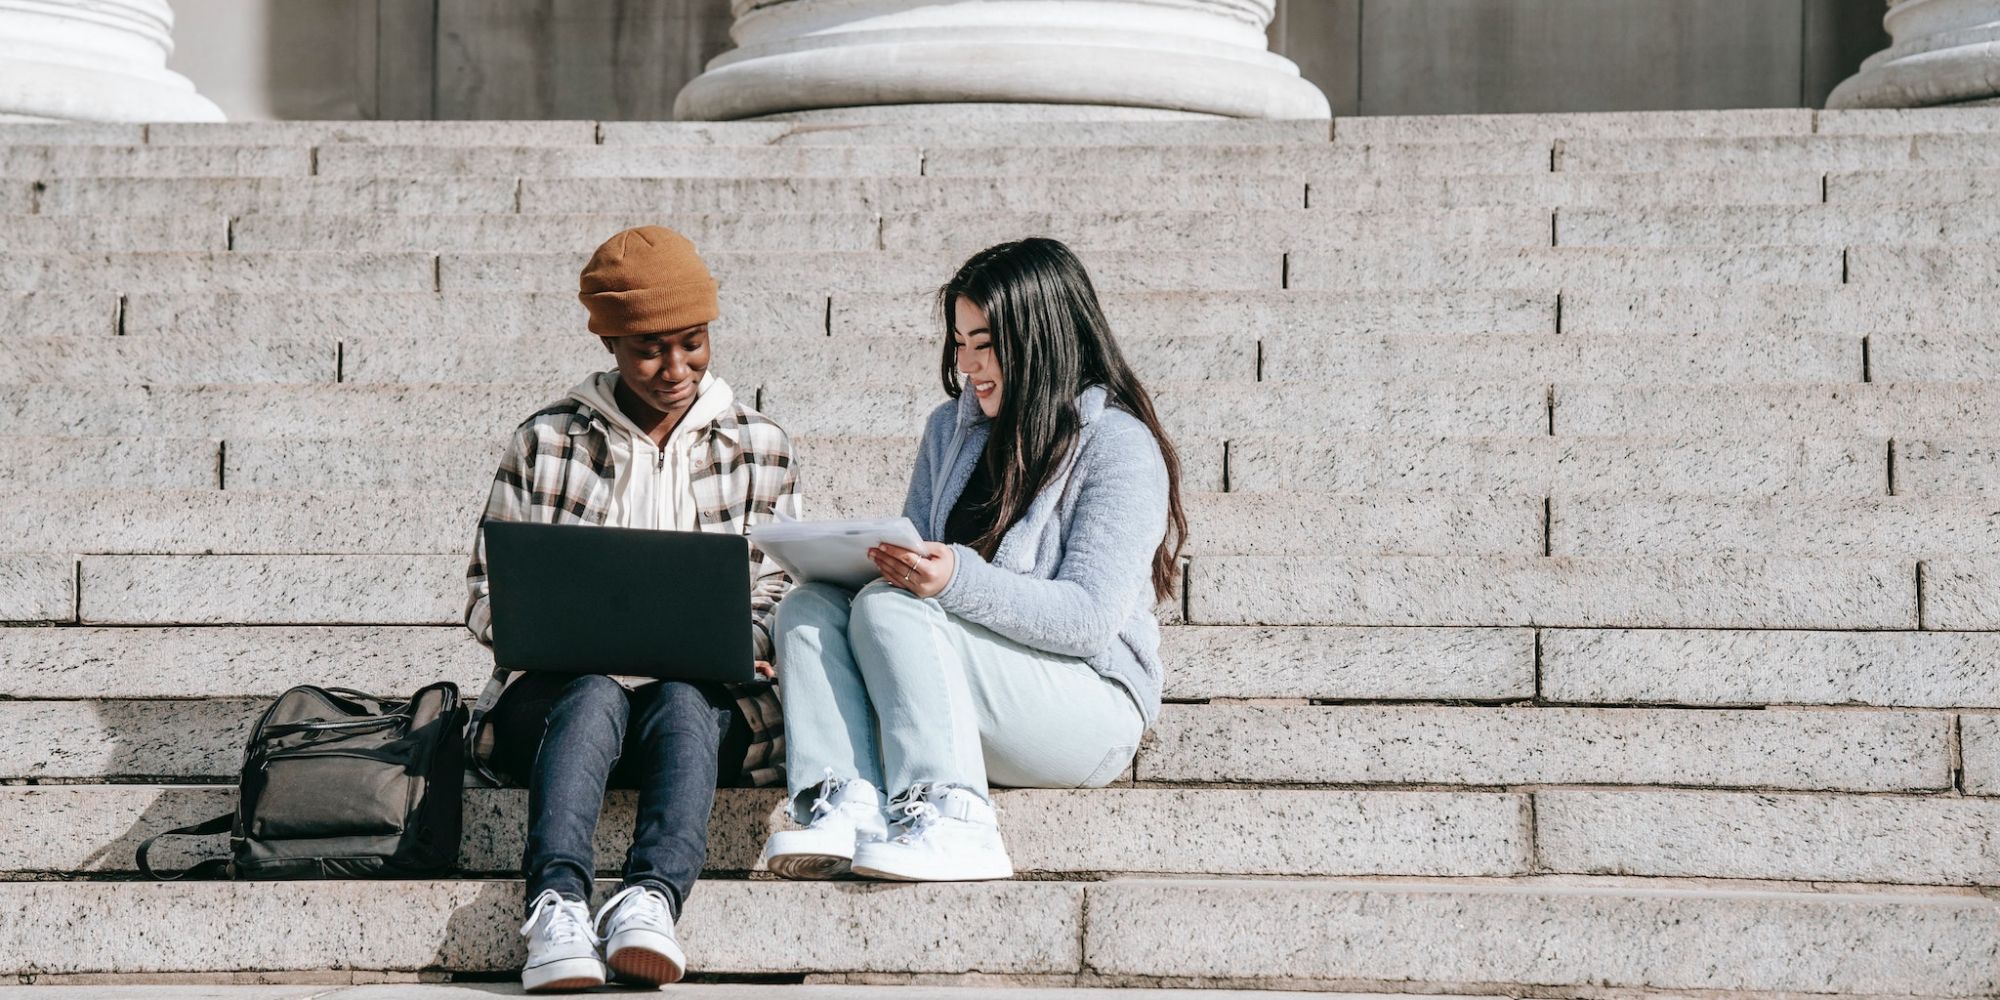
[483,521,765,684]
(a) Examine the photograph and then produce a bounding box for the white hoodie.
[568,369,737,531]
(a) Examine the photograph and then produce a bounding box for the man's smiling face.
[604,324,710,419]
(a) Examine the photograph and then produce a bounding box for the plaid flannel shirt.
[463,380,800,788]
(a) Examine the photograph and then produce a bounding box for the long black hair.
[937,238,1188,603]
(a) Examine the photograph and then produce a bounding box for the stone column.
[1826,0,2000,109]
[0,0,222,122]
[674,0,1329,122]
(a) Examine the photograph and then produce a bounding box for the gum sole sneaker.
[597,885,687,987]
[607,930,687,987]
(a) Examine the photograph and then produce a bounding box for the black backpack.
[138,683,468,880]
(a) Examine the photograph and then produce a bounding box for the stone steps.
[0,432,1921,496]
[3,392,2000,474]
[1310,170,1823,207]
[1191,554,1917,628]
[7,110,2000,994]
[18,285,2000,339]
[18,107,1995,150]
[0,432,1210,495]
[136,119,1329,149]
[22,206,2000,255]
[0,490,1550,557]
[17,491,2000,559]
[1335,108,1818,143]
[9,289,1567,339]
[0,553,1954,628]
[12,623,2000,708]
[3,148,1999,189]
[1146,703,1949,789]
[1828,168,2000,203]
[1560,282,2000,331]
[0,250,1286,294]
[1551,382,2000,436]
[1223,433,1895,494]
[11,783,2000,886]
[0,331,1896,385]
[0,625,1529,702]
[5,785,1529,879]
[593,118,1339,148]
[0,244,1987,295]
[4,878,1994,996]
[2,699,1959,788]
[1554,203,2000,245]
[0,381,1550,438]
[249,209,1558,253]
[27,175,1311,215]
[24,170,2000,215]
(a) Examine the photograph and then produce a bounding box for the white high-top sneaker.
[519,888,606,993]
[760,770,889,880]
[595,884,686,987]
[850,784,1015,882]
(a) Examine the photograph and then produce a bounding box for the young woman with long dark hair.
[759,237,1187,881]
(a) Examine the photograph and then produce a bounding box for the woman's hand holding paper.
[870,541,955,599]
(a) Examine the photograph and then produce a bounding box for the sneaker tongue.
[832,778,878,809]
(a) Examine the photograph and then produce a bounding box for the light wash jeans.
[775,580,1145,820]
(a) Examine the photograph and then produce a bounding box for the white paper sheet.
[750,516,928,589]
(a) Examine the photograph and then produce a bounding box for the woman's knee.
[775,581,855,635]
[848,581,932,638]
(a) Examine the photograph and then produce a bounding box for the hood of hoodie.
[567,369,736,531]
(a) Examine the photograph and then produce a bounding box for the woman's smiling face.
[953,296,1001,418]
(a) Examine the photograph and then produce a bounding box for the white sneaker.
[850,784,1014,882]
[519,888,606,993]
[760,770,889,880]
[596,884,686,987]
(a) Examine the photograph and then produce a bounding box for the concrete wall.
[166,0,374,121]
[1269,0,1891,116]
[167,0,1889,122]
[166,0,730,121]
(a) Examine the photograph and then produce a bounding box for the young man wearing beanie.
[461,225,800,992]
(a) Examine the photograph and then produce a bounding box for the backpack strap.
[136,812,235,881]
[463,665,511,787]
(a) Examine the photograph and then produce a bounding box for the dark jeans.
[489,673,750,918]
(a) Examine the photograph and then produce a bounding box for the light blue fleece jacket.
[906,385,1170,725]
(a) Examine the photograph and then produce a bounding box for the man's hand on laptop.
[754,660,775,680]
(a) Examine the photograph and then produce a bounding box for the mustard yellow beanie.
[577,225,719,337]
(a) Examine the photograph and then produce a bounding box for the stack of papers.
[750,516,928,589]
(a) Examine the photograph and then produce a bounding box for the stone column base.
[676,0,1329,122]
[746,102,1234,123]
[1826,0,2000,109]
[0,0,223,122]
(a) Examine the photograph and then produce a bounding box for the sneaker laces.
[597,885,673,938]
[521,889,594,946]
[805,767,848,828]
[891,783,943,843]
